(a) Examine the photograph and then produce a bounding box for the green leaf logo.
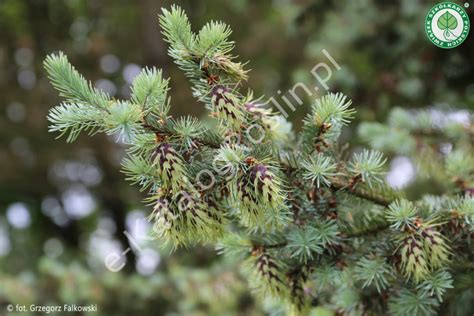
[425,2,470,49]
[437,10,458,40]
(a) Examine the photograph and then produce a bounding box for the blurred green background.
[0,0,473,315]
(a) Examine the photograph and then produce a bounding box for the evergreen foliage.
[44,5,473,315]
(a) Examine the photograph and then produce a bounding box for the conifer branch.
[43,6,474,315]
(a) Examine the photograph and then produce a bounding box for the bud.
[251,251,288,297]
[421,227,450,269]
[149,190,225,248]
[175,190,225,241]
[249,163,285,209]
[211,85,245,129]
[399,235,429,283]
[149,194,184,246]
[153,143,187,192]
[236,163,286,227]
[287,268,310,314]
[245,101,271,117]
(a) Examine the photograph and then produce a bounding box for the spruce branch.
[417,269,453,302]
[44,52,111,111]
[388,288,439,316]
[141,117,223,149]
[43,6,474,315]
[301,154,339,188]
[347,149,387,188]
[287,227,323,263]
[130,66,170,119]
[386,199,418,231]
[47,102,105,142]
[354,256,392,293]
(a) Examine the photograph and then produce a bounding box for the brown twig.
[345,222,390,238]
[141,121,221,149]
[264,242,288,249]
[330,177,395,207]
